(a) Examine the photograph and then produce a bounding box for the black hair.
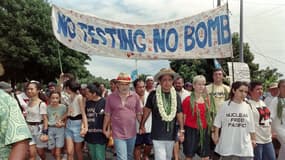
[133,78,144,88]
[228,81,249,101]
[213,68,223,73]
[86,83,101,96]
[27,80,48,102]
[27,80,41,90]
[64,80,80,93]
[63,73,75,81]
[110,79,117,84]
[49,90,61,98]
[93,81,100,88]
[249,81,263,91]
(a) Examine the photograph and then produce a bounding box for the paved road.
[43,146,200,160]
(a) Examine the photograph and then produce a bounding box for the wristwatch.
[179,129,185,133]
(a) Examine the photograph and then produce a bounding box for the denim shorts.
[28,124,48,148]
[48,127,65,149]
[135,133,153,146]
[65,119,84,142]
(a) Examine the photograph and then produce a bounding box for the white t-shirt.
[269,97,285,144]
[136,92,152,133]
[177,88,190,102]
[26,102,47,122]
[264,94,275,107]
[248,99,272,144]
[214,100,255,157]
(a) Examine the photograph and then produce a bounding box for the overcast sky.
[52,0,285,79]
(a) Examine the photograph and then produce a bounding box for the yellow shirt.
[206,83,230,111]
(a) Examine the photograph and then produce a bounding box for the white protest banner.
[51,4,233,60]
[228,62,250,84]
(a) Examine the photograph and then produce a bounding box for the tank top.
[69,94,82,117]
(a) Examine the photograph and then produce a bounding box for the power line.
[254,51,285,65]
[244,34,285,66]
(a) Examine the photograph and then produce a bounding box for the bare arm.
[42,114,48,130]
[250,132,257,148]
[139,107,151,133]
[212,126,220,144]
[177,112,185,142]
[176,112,184,130]
[103,114,111,138]
[56,73,64,92]
[183,114,187,124]
[9,140,29,160]
[78,96,88,130]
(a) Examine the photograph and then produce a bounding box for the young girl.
[64,80,88,160]
[47,91,67,160]
[213,81,256,160]
[182,75,215,160]
[25,80,48,160]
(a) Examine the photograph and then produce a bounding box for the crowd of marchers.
[1,63,284,160]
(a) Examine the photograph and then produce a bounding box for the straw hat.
[154,68,177,82]
[0,63,4,77]
[269,82,278,89]
[146,76,154,81]
[116,72,132,83]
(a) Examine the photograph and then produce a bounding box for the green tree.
[170,33,282,84]
[0,0,94,84]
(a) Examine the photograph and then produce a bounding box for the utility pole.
[240,0,244,62]
[217,0,221,6]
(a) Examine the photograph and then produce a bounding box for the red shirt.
[182,96,208,129]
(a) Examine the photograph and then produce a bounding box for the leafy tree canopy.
[170,33,282,89]
[0,0,96,84]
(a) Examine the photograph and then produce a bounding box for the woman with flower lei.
[140,68,184,160]
[182,75,216,160]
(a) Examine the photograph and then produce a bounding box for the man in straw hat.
[140,68,184,160]
[0,63,32,159]
[269,79,285,160]
[264,82,279,106]
[103,72,142,160]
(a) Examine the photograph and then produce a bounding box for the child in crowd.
[25,80,48,160]
[47,91,67,160]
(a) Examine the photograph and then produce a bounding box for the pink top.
[105,91,142,139]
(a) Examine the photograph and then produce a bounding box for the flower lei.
[156,85,177,122]
[190,92,216,147]
[277,97,285,124]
